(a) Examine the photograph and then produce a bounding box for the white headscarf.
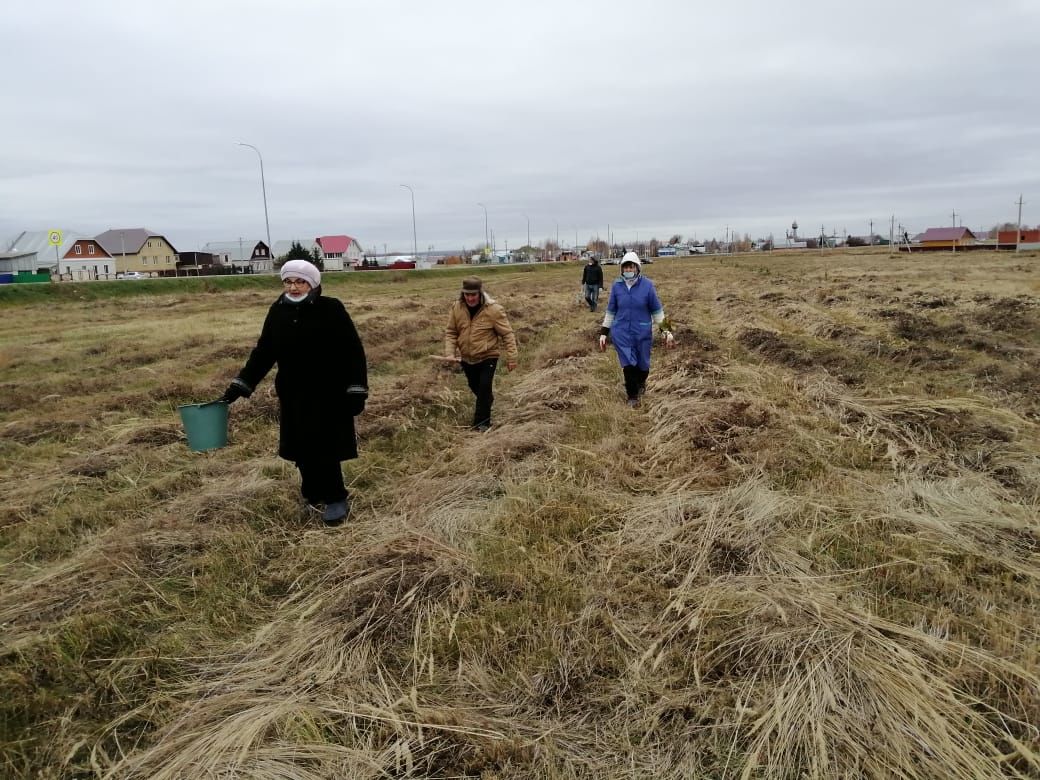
[279,259,321,288]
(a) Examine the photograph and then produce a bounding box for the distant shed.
[915,227,976,249]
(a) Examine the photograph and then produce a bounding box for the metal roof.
[3,229,86,260]
[271,239,320,258]
[316,235,358,254]
[95,228,153,255]
[918,227,976,241]
[202,239,268,262]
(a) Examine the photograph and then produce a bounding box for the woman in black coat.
[220,260,368,526]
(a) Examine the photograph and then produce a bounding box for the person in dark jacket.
[581,257,604,311]
[597,251,674,407]
[219,259,368,526]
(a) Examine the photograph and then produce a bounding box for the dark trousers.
[462,358,498,427]
[296,459,347,504]
[622,365,650,400]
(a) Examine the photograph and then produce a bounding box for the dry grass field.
[1,251,1039,779]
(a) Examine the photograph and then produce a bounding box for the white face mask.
[622,270,637,280]
[284,292,309,303]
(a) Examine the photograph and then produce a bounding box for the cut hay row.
[1,253,1038,778]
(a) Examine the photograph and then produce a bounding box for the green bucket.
[178,401,229,452]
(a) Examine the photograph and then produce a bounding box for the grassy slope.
[1,253,1038,779]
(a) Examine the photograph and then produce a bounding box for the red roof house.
[315,235,363,270]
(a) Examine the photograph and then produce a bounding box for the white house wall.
[60,258,118,280]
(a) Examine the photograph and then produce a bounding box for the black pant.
[462,358,498,427]
[622,366,649,399]
[296,459,347,504]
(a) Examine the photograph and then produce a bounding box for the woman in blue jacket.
[598,252,674,406]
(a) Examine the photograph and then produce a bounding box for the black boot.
[323,497,350,526]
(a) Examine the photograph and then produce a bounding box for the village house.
[95,229,179,276]
[61,239,114,280]
[200,240,273,272]
[315,235,364,271]
[914,227,976,249]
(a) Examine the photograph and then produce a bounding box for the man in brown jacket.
[445,276,519,431]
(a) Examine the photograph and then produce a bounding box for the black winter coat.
[581,263,604,287]
[234,289,368,462]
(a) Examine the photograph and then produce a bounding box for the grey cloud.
[2,0,1038,251]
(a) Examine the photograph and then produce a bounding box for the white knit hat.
[621,251,642,268]
[279,259,321,289]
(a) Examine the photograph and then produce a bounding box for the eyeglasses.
[282,278,310,288]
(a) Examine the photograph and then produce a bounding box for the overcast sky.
[3,0,1038,253]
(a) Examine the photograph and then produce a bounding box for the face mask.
[284,292,309,303]
[622,271,637,280]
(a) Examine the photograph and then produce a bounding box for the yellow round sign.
[47,229,63,246]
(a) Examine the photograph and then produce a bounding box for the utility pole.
[400,184,417,260]
[477,203,489,253]
[889,215,895,248]
[869,220,873,246]
[1016,194,1025,252]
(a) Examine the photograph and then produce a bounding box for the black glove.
[219,382,248,404]
[346,395,366,416]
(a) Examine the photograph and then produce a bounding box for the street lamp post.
[477,202,489,252]
[237,142,272,257]
[400,184,418,259]
[523,213,530,248]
